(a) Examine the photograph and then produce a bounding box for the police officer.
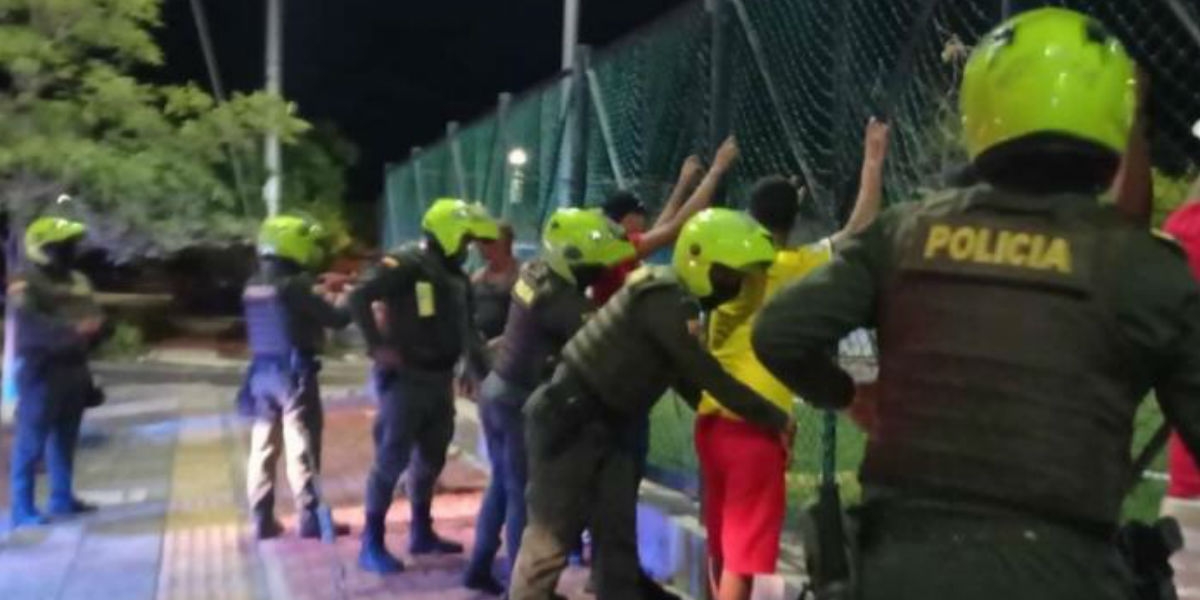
[461,209,635,595]
[751,9,1200,600]
[8,217,108,528]
[349,198,498,573]
[509,208,796,600]
[241,215,351,539]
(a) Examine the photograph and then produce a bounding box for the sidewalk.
[0,375,592,600]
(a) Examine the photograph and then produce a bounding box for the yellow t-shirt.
[699,239,834,418]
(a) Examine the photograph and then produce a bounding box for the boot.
[252,511,284,540]
[298,508,351,539]
[462,569,505,596]
[11,506,48,529]
[11,468,46,529]
[639,570,682,600]
[358,514,405,574]
[48,496,98,518]
[409,500,463,555]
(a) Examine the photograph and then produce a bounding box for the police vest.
[243,276,294,357]
[562,265,694,415]
[493,261,582,389]
[866,190,1140,528]
[379,246,471,372]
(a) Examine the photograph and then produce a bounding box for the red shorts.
[1168,432,1200,499]
[695,415,787,575]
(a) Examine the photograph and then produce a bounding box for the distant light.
[56,194,71,204]
[508,148,529,167]
[1193,118,1200,140]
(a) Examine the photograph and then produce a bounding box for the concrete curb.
[450,400,811,600]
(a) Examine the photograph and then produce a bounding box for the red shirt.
[1163,202,1200,498]
[591,232,644,305]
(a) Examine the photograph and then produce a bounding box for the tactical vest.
[562,266,690,416]
[243,275,293,357]
[865,189,1142,528]
[493,261,580,389]
[380,246,471,371]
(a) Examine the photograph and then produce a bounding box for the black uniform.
[241,260,350,523]
[8,265,106,524]
[349,243,489,551]
[753,186,1200,600]
[465,260,593,582]
[509,266,791,600]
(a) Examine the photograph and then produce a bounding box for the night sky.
[155,0,690,228]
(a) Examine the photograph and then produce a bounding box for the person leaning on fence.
[696,117,888,600]
[751,9,1200,600]
[507,208,795,600]
[239,215,353,540]
[349,198,498,574]
[461,208,635,596]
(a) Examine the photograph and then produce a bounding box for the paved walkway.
[0,378,592,600]
[1,367,1198,599]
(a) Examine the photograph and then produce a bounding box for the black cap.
[601,191,647,222]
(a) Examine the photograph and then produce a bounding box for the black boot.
[462,569,505,595]
[252,511,284,540]
[298,508,351,539]
[358,513,404,574]
[409,500,463,555]
[639,570,682,600]
[48,496,98,518]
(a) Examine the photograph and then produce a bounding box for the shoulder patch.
[513,278,536,305]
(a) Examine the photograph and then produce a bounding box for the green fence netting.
[382,0,1200,512]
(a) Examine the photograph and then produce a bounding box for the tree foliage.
[0,0,311,262]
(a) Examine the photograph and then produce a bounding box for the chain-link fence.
[383,0,1200,510]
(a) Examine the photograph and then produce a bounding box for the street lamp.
[508,147,529,167]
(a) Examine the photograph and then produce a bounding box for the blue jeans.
[466,373,531,580]
[10,361,90,521]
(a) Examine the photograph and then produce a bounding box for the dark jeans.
[363,366,455,530]
[466,373,531,581]
[10,361,91,520]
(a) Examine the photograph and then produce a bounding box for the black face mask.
[571,265,607,292]
[700,277,743,311]
[43,240,79,271]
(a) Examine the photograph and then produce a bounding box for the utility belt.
[856,500,1113,548]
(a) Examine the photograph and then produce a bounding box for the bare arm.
[831,118,890,248]
[653,155,705,228]
[637,136,741,257]
[1112,70,1152,226]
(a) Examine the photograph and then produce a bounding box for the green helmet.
[672,208,776,298]
[26,216,87,265]
[542,208,636,284]
[421,198,500,256]
[257,214,329,271]
[961,8,1135,162]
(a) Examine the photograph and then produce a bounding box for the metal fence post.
[411,146,426,237]
[708,0,734,205]
[448,121,469,201]
[568,45,591,207]
[490,92,513,219]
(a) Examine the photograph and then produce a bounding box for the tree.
[0,0,311,415]
[0,0,310,260]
